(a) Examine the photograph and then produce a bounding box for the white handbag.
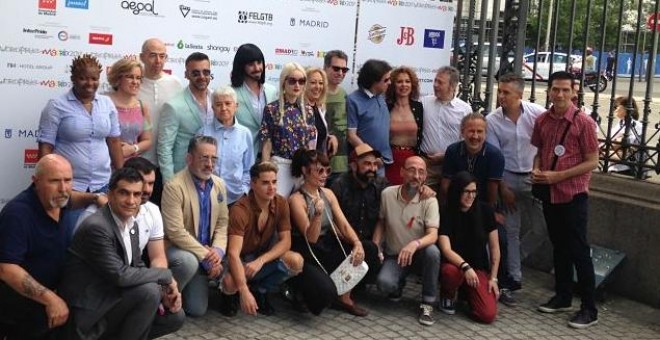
[302,189,369,295]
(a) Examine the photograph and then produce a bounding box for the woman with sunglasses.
[107,58,152,160]
[385,66,423,185]
[287,149,378,316]
[304,67,338,156]
[437,171,500,323]
[259,62,316,197]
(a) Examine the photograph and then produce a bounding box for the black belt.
[506,170,531,176]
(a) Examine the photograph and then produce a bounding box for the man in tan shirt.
[372,156,440,326]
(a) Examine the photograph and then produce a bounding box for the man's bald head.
[404,156,426,170]
[33,154,73,210]
[401,156,427,189]
[140,38,168,79]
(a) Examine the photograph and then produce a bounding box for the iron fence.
[452,0,660,180]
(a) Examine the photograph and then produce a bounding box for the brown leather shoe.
[334,300,369,317]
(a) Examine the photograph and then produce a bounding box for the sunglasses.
[190,69,213,78]
[286,77,306,86]
[331,65,350,73]
[313,166,332,176]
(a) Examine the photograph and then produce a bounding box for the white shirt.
[109,207,138,265]
[138,73,184,165]
[486,100,546,172]
[419,95,472,155]
[135,201,165,252]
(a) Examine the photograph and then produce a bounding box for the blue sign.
[66,0,89,9]
[423,29,444,49]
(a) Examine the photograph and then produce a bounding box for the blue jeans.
[245,258,292,293]
[376,245,441,304]
[166,246,211,317]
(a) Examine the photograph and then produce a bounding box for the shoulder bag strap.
[550,109,579,170]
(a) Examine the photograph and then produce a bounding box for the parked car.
[523,52,582,80]
[452,42,504,76]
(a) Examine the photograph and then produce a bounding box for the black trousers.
[543,193,596,311]
[290,235,379,315]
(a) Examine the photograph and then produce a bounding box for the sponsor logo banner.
[396,26,415,46]
[423,29,444,49]
[24,149,39,168]
[65,0,88,9]
[38,0,57,16]
[121,0,159,16]
[89,33,113,45]
[290,17,330,28]
[238,11,273,26]
[368,24,386,44]
[179,5,217,21]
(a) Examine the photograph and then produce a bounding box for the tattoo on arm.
[21,273,48,298]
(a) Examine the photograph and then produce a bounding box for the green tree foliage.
[526,0,640,52]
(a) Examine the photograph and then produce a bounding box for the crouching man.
[221,162,304,316]
[59,168,183,339]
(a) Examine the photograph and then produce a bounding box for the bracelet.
[414,239,421,248]
[133,144,140,154]
[459,261,467,269]
[490,278,498,283]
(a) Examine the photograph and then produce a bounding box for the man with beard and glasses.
[0,155,102,339]
[161,136,229,317]
[159,52,214,182]
[231,43,278,157]
[372,156,441,326]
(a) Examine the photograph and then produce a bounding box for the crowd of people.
[0,37,603,340]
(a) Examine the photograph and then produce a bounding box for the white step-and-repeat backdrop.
[0,0,455,207]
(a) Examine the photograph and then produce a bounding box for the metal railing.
[452,0,660,180]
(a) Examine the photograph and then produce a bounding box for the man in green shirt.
[323,50,350,185]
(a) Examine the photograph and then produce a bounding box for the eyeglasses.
[403,167,426,176]
[331,66,350,74]
[190,69,213,78]
[462,189,478,196]
[123,74,142,81]
[313,165,332,176]
[196,155,218,164]
[286,77,306,86]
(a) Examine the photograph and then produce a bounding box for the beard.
[356,170,376,183]
[50,196,70,209]
[403,183,419,198]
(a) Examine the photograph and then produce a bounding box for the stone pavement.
[163,268,660,340]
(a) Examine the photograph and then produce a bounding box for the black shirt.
[440,202,496,271]
[330,172,388,240]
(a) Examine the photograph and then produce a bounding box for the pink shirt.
[531,104,598,204]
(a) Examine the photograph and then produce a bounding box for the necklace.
[466,154,477,174]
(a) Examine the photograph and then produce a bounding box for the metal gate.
[452,0,660,180]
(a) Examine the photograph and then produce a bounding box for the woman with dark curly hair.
[385,66,423,185]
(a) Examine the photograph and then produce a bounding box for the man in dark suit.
[59,168,183,340]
